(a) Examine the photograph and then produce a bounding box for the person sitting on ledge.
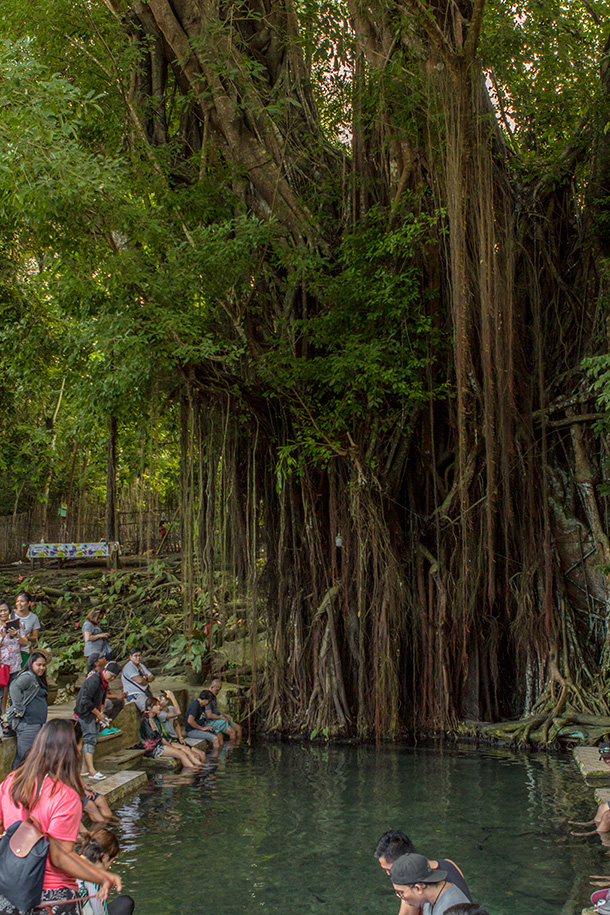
[74,660,121,780]
[156,690,182,739]
[206,678,243,742]
[140,697,206,768]
[154,691,208,765]
[83,786,113,824]
[391,854,470,915]
[185,691,223,752]
[375,830,471,915]
[121,647,154,712]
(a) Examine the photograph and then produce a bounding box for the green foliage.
[39,638,84,681]
[263,204,448,464]
[166,624,219,673]
[480,0,605,163]
[583,352,610,414]
[0,32,273,514]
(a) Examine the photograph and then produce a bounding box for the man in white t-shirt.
[121,647,155,711]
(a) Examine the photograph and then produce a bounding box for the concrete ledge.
[573,747,610,780]
[104,748,145,770]
[594,788,610,804]
[89,770,147,805]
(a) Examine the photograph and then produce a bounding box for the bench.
[26,541,121,569]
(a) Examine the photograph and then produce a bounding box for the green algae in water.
[111,743,606,915]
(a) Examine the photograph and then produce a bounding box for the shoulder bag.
[0,815,49,913]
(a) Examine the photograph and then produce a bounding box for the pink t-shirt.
[0,772,82,890]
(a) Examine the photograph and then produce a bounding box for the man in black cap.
[375,830,471,915]
[74,660,121,780]
[390,853,470,915]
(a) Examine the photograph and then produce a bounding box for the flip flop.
[90,772,107,780]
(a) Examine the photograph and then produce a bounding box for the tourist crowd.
[0,591,243,914]
[4,590,582,914]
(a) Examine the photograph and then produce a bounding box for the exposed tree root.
[461,658,610,748]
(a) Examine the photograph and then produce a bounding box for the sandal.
[89,772,107,780]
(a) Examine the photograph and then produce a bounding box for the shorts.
[150,744,165,759]
[210,719,229,734]
[79,716,99,755]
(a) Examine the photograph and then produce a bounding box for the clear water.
[110,742,608,915]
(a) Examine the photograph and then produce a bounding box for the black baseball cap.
[390,854,447,885]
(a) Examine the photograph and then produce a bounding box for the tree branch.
[462,0,486,64]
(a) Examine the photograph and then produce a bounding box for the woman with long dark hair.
[8,651,49,768]
[0,719,122,914]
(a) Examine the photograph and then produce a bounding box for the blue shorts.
[210,719,229,734]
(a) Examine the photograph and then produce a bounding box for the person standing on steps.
[0,598,28,715]
[11,590,40,666]
[83,609,113,661]
[74,660,121,780]
[8,650,49,768]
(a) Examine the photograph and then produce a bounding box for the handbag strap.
[35,895,97,911]
[123,670,148,694]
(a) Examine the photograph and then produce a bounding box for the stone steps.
[102,747,145,771]
[84,769,147,805]
[573,747,610,781]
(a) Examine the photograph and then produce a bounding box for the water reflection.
[110,742,604,915]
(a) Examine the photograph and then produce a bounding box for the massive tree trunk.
[102,0,610,737]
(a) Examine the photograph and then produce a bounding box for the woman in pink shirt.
[0,719,122,914]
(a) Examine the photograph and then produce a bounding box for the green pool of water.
[111,742,607,915]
